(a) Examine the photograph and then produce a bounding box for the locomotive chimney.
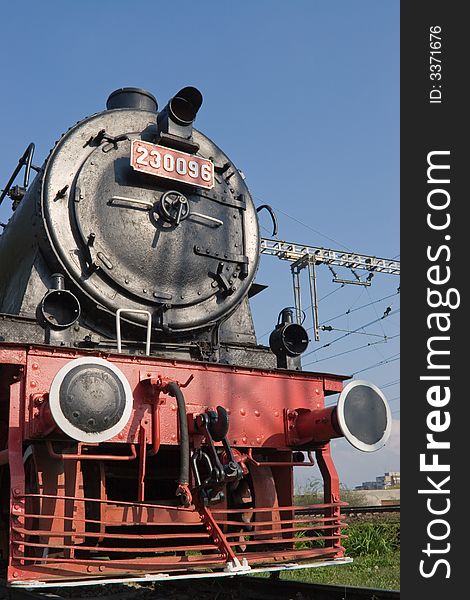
[156,86,203,152]
[106,87,158,112]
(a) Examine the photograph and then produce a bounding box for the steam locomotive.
[0,86,391,587]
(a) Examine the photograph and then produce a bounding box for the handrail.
[0,143,38,208]
[116,308,152,355]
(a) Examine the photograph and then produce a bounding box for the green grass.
[343,521,400,556]
[257,519,400,590]
[280,551,400,590]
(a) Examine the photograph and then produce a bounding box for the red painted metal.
[17,345,346,448]
[315,445,343,555]
[137,425,147,502]
[45,441,138,461]
[288,406,342,445]
[0,343,353,585]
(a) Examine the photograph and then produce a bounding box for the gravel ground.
[0,580,248,600]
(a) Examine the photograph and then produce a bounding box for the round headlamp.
[49,357,133,443]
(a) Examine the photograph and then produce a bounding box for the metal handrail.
[0,143,38,207]
[116,308,152,355]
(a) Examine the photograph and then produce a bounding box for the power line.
[319,326,387,339]
[256,197,353,252]
[302,309,400,359]
[351,353,400,376]
[380,379,400,389]
[303,284,346,313]
[303,334,399,367]
[320,290,400,326]
[365,287,388,343]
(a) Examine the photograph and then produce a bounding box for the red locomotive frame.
[0,344,350,586]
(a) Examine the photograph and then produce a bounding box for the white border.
[11,558,353,588]
[336,379,392,452]
[49,357,133,443]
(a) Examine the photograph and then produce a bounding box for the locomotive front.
[0,87,259,353]
[0,87,392,587]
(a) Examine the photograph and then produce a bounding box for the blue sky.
[0,1,399,487]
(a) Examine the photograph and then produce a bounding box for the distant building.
[355,471,400,490]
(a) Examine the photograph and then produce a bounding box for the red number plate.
[130,140,214,190]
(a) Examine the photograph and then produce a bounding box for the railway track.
[2,575,399,600]
[342,505,400,515]
[294,505,400,516]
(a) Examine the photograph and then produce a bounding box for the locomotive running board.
[10,558,353,588]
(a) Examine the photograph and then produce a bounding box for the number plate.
[130,140,214,190]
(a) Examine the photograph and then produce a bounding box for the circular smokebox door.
[336,380,392,452]
[49,357,133,443]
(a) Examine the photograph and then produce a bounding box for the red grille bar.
[10,491,347,583]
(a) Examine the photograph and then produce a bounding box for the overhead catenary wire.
[302,309,400,359]
[351,353,400,376]
[319,326,387,339]
[254,195,354,252]
[380,379,400,389]
[320,290,400,326]
[256,203,400,380]
[303,334,399,367]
